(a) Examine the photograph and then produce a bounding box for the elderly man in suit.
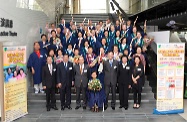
[74,56,90,110]
[57,54,74,110]
[103,51,119,110]
[42,56,58,111]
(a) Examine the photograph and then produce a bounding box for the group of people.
[5,66,26,82]
[27,17,153,112]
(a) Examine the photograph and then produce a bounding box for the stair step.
[60,13,110,24]
[28,99,156,103]
[28,86,152,94]
[27,92,155,101]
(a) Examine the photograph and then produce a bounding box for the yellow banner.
[3,46,28,122]
[156,43,184,113]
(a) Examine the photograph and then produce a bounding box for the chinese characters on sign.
[154,43,185,114]
[0,17,17,36]
[0,18,13,28]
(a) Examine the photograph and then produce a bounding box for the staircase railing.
[147,46,157,99]
[110,0,129,21]
[108,13,116,24]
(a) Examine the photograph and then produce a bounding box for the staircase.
[60,13,112,25]
[147,47,157,99]
[27,80,155,103]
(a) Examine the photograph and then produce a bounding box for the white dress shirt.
[122,63,127,68]
[79,64,84,73]
[48,64,53,74]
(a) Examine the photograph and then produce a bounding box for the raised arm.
[133,16,138,27]
[144,20,147,34]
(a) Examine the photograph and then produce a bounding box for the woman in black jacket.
[118,55,131,110]
[132,55,144,109]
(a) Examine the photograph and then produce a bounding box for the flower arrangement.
[88,79,102,91]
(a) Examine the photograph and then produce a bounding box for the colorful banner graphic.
[3,46,28,122]
[153,43,185,114]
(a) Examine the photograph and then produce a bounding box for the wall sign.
[0,17,17,36]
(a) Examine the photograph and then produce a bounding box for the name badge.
[69,67,72,70]
[84,70,87,73]
[40,55,43,58]
[53,69,56,72]
[114,66,117,69]
[137,68,141,71]
[126,66,130,70]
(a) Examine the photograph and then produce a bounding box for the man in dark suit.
[57,54,74,110]
[103,51,119,110]
[74,56,90,109]
[42,56,58,111]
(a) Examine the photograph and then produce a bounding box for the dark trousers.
[105,83,116,107]
[45,87,56,108]
[119,84,129,107]
[76,83,87,107]
[60,85,71,107]
[133,88,141,104]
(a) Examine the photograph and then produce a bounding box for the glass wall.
[16,0,29,9]
[80,0,107,13]
[16,0,43,11]
[129,0,169,14]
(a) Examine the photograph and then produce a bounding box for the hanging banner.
[153,43,185,114]
[3,46,28,122]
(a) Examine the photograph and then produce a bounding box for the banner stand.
[154,43,185,115]
[0,42,5,121]
[153,108,184,115]
[1,46,28,122]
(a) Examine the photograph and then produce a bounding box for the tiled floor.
[13,101,187,122]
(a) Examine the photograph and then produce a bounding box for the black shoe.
[51,106,58,110]
[67,106,72,110]
[47,107,50,111]
[124,107,128,110]
[61,106,65,111]
[83,106,86,109]
[119,106,123,108]
[75,106,80,110]
[111,107,115,110]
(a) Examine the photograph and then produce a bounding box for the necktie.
[80,65,82,74]
[64,63,67,70]
[110,61,112,67]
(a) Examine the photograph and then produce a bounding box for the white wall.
[147,31,170,54]
[0,1,49,117]
[0,0,49,59]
